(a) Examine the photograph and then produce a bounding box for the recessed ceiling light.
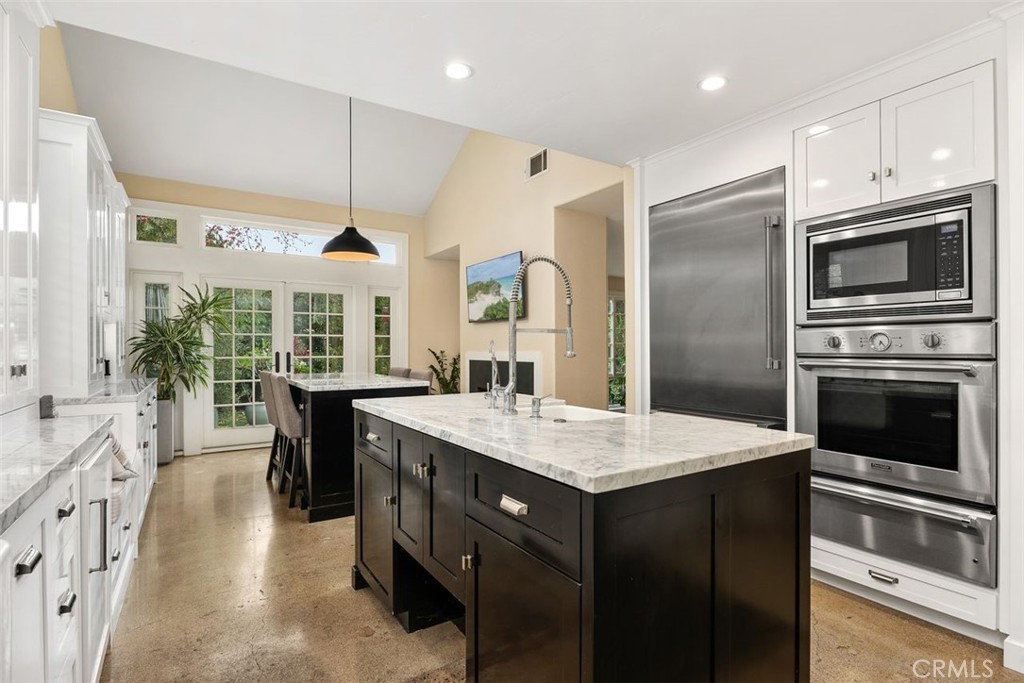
[698,75,727,92]
[445,62,473,80]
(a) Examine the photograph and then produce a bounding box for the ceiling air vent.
[526,149,548,180]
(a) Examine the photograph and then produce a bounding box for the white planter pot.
[157,399,175,464]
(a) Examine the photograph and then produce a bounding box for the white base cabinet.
[3,491,48,683]
[79,442,112,683]
[795,62,995,220]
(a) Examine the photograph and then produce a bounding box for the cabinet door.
[4,508,48,683]
[392,425,424,561]
[79,443,112,683]
[466,519,580,683]
[881,63,995,201]
[794,103,880,220]
[355,450,393,601]
[422,437,465,599]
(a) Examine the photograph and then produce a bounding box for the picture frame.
[466,251,527,323]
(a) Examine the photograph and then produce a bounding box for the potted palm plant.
[428,348,461,394]
[128,285,232,463]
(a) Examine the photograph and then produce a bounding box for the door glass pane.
[292,290,343,374]
[817,377,958,470]
[374,295,393,375]
[212,287,271,430]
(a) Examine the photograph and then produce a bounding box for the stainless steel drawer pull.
[143,441,150,449]
[58,589,77,616]
[58,499,77,519]
[365,431,381,444]
[383,495,396,507]
[14,545,43,576]
[499,494,529,517]
[112,548,121,562]
[89,498,109,574]
[123,521,132,532]
[868,569,899,585]
[461,554,475,571]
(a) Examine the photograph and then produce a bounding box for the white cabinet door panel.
[881,63,995,201]
[795,103,880,220]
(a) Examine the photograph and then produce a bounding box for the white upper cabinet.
[794,62,995,220]
[795,103,881,219]
[880,62,995,201]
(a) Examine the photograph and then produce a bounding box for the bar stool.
[408,369,434,392]
[259,371,288,493]
[272,374,308,509]
[388,366,412,378]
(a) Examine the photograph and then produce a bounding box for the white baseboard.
[1004,637,1024,673]
[813,569,1005,648]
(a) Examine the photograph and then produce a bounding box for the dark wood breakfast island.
[350,393,815,682]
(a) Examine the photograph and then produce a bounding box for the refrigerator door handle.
[764,215,781,370]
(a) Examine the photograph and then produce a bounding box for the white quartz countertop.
[1,414,113,534]
[352,394,814,494]
[287,372,431,392]
[54,378,156,405]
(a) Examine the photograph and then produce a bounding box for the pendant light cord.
[348,97,354,226]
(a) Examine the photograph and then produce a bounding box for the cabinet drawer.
[355,410,393,467]
[466,453,581,580]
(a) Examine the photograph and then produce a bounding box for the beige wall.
[623,166,637,414]
[117,173,460,374]
[40,26,78,114]
[554,209,607,409]
[424,130,624,396]
[608,276,625,293]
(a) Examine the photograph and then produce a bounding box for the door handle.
[764,215,781,371]
[89,498,109,574]
[274,351,281,373]
[797,360,977,376]
[286,352,292,374]
[14,545,43,576]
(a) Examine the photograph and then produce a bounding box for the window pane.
[214,382,232,405]
[375,316,390,335]
[327,315,344,335]
[293,337,310,358]
[311,358,327,374]
[214,359,232,381]
[375,296,391,315]
[311,314,327,335]
[375,336,391,356]
[293,291,309,312]
[204,221,400,264]
[136,215,177,244]
[215,406,233,429]
[375,357,391,374]
[329,358,344,373]
[255,290,273,311]
[328,294,344,314]
[311,336,326,356]
[254,312,272,334]
[234,408,252,428]
[235,289,254,310]
[329,336,343,355]
[311,293,327,313]
[293,314,310,334]
[234,311,253,333]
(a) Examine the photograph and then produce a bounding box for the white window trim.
[129,207,182,247]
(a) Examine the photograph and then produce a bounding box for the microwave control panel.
[936,221,965,293]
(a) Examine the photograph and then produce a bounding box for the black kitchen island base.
[351,408,810,683]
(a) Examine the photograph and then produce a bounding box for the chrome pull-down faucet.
[503,255,575,416]
[486,340,501,410]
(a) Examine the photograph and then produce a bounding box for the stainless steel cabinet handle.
[797,360,978,376]
[89,498,109,574]
[763,215,781,371]
[418,463,429,479]
[412,463,420,477]
[867,171,878,181]
[112,548,121,563]
[365,432,381,444]
[123,521,132,531]
[383,495,396,507]
[58,499,77,519]
[138,411,144,417]
[499,494,529,517]
[460,554,475,571]
[14,545,43,576]
[143,441,150,449]
[883,167,893,178]
[58,589,77,615]
[868,569,899,585]
[811,479,985,527]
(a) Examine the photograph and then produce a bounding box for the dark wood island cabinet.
[351,395,813,682]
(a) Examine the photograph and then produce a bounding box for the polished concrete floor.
[101,449,1024,683]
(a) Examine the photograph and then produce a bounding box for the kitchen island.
[285,373,430,522]
[351,393,814,682]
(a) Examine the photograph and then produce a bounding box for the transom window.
[204,220,398,264]
[135,213,178,244]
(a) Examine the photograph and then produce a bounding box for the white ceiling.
[59,25,470,216]
[50,1,1001,167]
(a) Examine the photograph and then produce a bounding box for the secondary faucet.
[487,340,501,409]
[503,255,575,416]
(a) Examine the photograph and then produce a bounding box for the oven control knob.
[825,335,843,349]
[923,333,942,349]
[869,332,892,352]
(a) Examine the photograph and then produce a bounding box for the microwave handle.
[811,478,990,527]
[764,216,781,371]
[797,360,978,377]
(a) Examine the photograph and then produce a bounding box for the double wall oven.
[795,184,997,587]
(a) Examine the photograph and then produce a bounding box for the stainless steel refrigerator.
[648,167,786,428]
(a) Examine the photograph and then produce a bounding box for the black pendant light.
[321,97,380,262]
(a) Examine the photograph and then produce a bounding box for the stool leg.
[298,437,308,511]
[266,429,279,481]
[288,437,302,509]
[278,436,291,494]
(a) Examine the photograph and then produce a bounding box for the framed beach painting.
[467,251,526,323]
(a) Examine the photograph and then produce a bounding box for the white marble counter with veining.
[353,394,813,494]
[287,372,431,392]
[0,415,113,534]
[53,378,156,405]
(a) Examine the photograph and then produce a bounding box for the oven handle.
[811,478,992,527]
[797,360,978,377]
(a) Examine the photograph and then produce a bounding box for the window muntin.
[204,221,398,264]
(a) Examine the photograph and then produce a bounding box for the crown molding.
[22,0,54,27]
[992,1,1024,21]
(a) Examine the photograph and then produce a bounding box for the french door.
[201,277,354,450]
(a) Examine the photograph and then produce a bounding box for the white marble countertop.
[0,414,113,534]
[352,394,814,494]
[287,372,431,392]
[54,378,156,406]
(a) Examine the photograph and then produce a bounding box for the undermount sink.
[533,405,626,422]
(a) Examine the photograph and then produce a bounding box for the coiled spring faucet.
[503,255,575,415]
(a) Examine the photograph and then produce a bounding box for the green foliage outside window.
[136,215,178,244]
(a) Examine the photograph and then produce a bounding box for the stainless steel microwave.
[796,184,995,326]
